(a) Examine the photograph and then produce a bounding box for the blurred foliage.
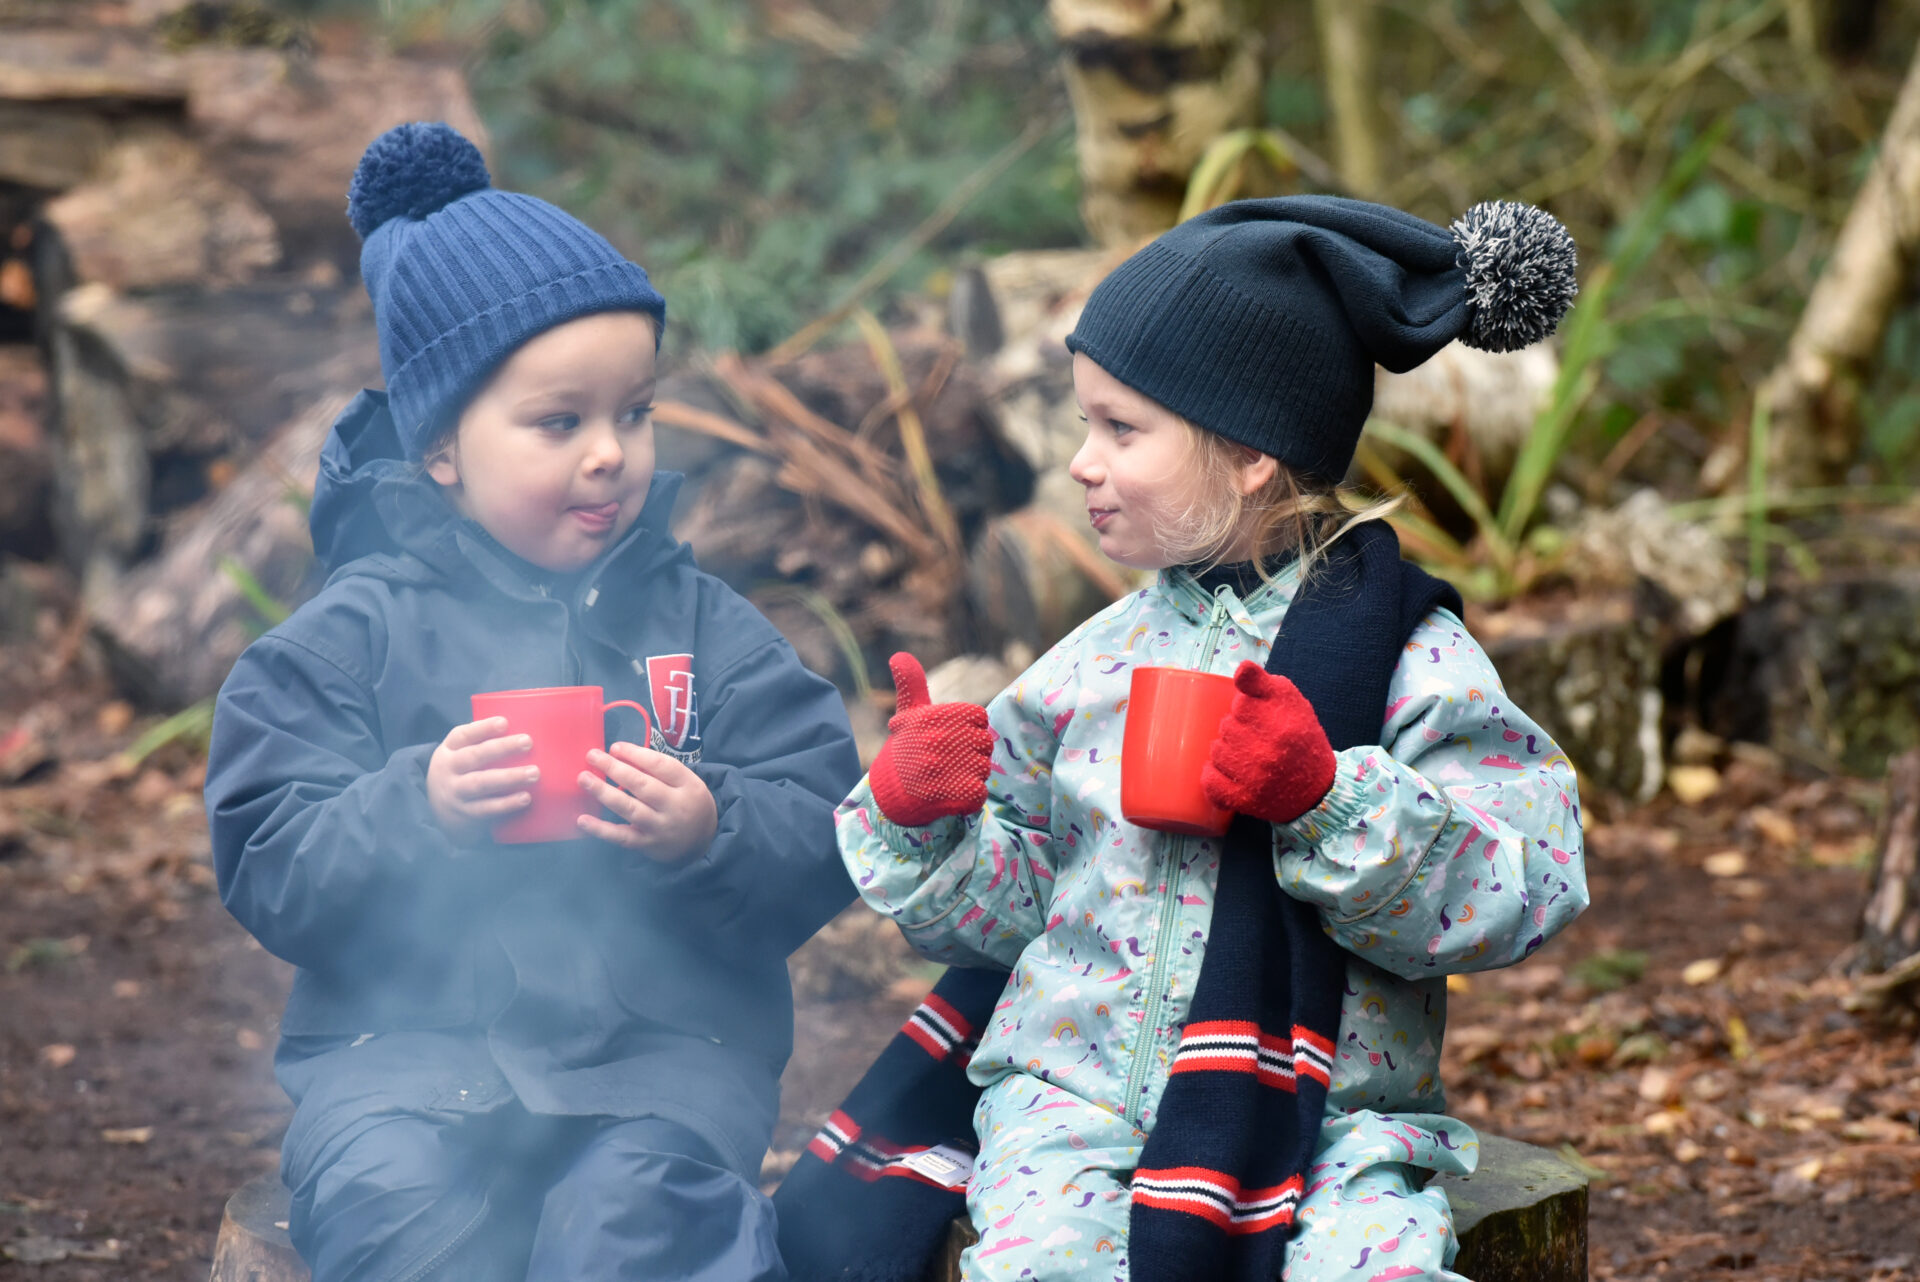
[323,0,1081,353]
[295,0,1919,487]
[1326,0,1920,485]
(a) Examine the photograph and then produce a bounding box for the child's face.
[428,311,658,573]
[1069,353,1275,570]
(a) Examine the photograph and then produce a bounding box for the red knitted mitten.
[1201,660,1337,825]
[868,652,998,828]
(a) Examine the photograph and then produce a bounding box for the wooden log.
[1472,590,1666,802]
[966,468,1133,658]
[179,47,489,272]
[1854,748,1920,1010]
[0,344,52,558]
[1434,1134,1590,1282]
[0,102,116,190]
[89,392,337,708]
[44,290,151,585]
[40,128,281,291]
[1701,565,1920,776]
[39,279,378,578]
[928,1135,1590,1282]
[0,30,189,106]
[208,1175,305,1282]
[1047,0,1264,246]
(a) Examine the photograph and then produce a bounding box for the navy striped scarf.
[776,523,1459,1281]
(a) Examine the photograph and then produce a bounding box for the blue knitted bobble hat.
[1065,195,1577,482]
[347,121,667,458]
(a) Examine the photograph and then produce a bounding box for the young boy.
[205,122,859,1282]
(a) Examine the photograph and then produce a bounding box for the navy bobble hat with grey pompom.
[347,121,666,458]
[1065,194,1577,481]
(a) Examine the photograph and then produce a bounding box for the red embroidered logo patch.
[646,654,698,749]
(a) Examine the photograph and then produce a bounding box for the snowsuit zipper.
[1120,585,1234,1127]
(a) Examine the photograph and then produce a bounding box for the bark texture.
[1312,0,1382,196]
[1859,748,1920,976]
[1761,39,1920,487]
[1047,0,1264,246]
[208,1175,305,1282]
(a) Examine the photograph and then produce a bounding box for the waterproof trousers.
[280,1102,785,1282]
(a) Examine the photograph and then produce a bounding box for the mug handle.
[603,699,654,748]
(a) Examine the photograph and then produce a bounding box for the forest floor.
[2,616,1917,1281]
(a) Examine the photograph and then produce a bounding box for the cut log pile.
[0,6,481,594]
[0,3,1091,710]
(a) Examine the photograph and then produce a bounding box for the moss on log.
[1433,1134,1591,1282]
[1709,566,1920,775]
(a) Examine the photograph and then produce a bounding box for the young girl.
[205,123,859,1282]
[835,196,1589,1282]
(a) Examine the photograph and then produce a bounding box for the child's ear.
[1234,446,1278,496]
[424,440,461,489]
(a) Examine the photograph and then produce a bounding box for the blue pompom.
[347,122,491,239]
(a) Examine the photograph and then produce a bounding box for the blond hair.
[1154,420,1405,585]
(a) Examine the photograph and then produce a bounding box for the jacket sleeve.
[1274,608,1589,980]
[835,641,1074,969]
[206,632,462,974]
[633,636,863,957]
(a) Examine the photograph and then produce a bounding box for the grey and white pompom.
[1449,200,1578,353]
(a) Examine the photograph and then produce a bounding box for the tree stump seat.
[208,1174,302,1282]
[212,1135,1588,1282]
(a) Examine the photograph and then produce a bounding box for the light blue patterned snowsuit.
[838,561,1588,1281]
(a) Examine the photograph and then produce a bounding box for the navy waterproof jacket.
[206,391,861,1099]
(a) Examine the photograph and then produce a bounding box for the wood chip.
[101,1126,152,1144]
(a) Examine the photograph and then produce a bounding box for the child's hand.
[868,652,997,827]
[1202,660,1337,825]
[578,742,718,863]
[426,716,537,840]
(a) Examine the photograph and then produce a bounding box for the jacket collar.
[311,389,690,605]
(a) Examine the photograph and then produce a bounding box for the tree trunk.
[1761,38,1920,488]
[1312,0,1382,197]
[1859,748,1920,975]
[1047,0,1264,246]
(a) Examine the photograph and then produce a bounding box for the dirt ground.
[2,624,1918,1280]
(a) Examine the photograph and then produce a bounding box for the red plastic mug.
[1120,666,1238,837]
[468,686,653,844]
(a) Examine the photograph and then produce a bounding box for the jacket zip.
[394,1193,490,1282]
[1121,584,1235,1126]
[531,582,582,684]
